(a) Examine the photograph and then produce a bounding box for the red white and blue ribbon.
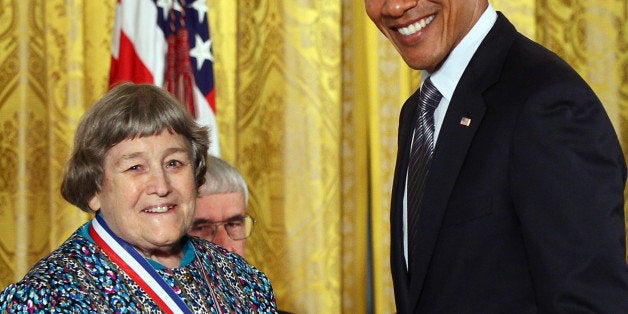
[89,214,193,314]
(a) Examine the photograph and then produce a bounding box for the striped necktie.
[407,77,442,266]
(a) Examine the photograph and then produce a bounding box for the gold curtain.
[0,1,625,313]
[0,0,112,284]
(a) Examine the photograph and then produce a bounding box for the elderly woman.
[0,83,277,313]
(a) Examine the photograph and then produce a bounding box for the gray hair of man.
[199,155,249,205]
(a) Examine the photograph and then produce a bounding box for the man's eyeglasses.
[191,215,256,241]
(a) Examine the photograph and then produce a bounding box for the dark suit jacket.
[391,12,628,313]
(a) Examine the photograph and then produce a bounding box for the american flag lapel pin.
[460,116,471,127]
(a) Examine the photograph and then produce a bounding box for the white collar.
[424,3,497,99]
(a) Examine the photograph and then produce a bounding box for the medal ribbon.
[89,214,192,314]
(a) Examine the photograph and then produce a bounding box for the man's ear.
[88,194,101,212]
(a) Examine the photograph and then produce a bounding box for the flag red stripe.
[206,88,216,113]
[109,32,154,86]
[109,0,220,156]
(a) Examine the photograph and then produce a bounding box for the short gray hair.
[199,155,248,205]
[61,83,210,213]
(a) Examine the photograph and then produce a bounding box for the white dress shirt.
[403,4,498,268]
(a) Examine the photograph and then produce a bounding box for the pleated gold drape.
[0,0,112,285]
[0,1,625,313]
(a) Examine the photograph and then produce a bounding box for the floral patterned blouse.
[0,222,277,313]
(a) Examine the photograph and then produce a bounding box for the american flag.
[109,0,220,156]
[459,116,471,127]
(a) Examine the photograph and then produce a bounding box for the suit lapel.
[403,13,519,311]
[407,88,486,282]
[390,87,424,306]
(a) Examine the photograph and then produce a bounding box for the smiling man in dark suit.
[364,0,628,312]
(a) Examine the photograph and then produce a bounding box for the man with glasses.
[190,155,255,258]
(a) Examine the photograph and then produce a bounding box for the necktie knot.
[419,78,442,112]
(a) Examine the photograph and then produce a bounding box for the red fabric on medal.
[89,215,193,314]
